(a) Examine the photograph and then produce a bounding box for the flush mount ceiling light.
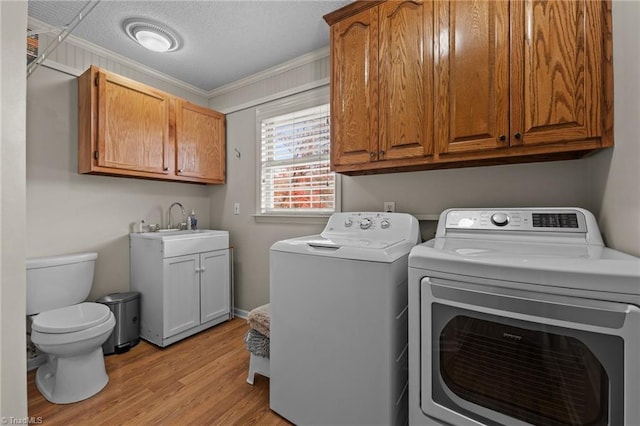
[123,18,181,53]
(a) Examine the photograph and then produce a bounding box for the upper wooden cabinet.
[174,100,226,183]
[329,0,435,171]
[434,0,510,155]
[324,0,613,175]
[330,6,379,166]
[78,66,226,184]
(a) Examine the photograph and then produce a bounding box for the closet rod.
[27,0,101,78]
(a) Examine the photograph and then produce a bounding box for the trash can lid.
[96,291,140,304]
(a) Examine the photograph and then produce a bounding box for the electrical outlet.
[383,201,395,213]
[233,203,240,215]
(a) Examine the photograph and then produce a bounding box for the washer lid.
[32,302,112,333]
[271,235,417,262]
[270,212,421,262]
[409,238,640,295]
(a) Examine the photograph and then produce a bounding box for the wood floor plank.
[27,318,291,425]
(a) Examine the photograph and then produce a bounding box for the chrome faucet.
[167,202,186,230]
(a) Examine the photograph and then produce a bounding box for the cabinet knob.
[163,167,169,171]
[370,152,376,158]
[514,132,522,139]
[499,135,506,141]
[379,150,385,156]
[177,168,183,173]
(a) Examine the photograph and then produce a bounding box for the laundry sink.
[131,229,229,257]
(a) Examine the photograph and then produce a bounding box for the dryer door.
[420,277,640,426]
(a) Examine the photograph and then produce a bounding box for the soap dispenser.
[187,210,198,230]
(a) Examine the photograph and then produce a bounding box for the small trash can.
[96,291,140,355]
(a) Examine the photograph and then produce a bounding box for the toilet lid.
[32,302,111,333]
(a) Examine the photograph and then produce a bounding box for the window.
[257,88,338,217]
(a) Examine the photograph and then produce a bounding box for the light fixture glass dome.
[134,29,171,52]
[123,18,181,53]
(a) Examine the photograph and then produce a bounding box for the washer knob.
[380,219,390,229]
[491,213,510,227]
[360,218,372,230]
[344,218,353,227]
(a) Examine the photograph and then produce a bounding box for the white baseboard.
[234,308,249,319]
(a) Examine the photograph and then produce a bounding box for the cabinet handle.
[499,135,506,141]
[370,152,375,158]
[379,150,385,156]
[514,132,522,139]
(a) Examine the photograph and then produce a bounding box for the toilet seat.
[32,302,111,333]
[31,310,115,346]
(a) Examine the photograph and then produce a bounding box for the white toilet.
[27,252,116,404]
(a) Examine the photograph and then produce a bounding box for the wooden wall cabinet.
[78,65,226,184]
[329,0,435,171]
[324,0,613,175]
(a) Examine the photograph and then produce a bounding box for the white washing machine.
[408,208,640,426]
[270,212,420,425]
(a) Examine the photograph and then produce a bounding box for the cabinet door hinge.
[93,150,99,160]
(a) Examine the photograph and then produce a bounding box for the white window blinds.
[260,102,335,215]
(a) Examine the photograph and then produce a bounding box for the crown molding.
[27,16,209,98]
[207,45,330,99]
[213,78,329,115]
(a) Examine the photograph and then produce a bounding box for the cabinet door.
[163,254,200,337]
[97,70,170,174]
[379,0,434,160]
[510,0,604,146]
[331,6,379,166]
[175,100,226,184]
[434,0,510,154]
[199,250,230,324]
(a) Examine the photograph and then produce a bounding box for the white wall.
[0,0,28,418]
[341,161,589,215]
[26,67,213,300]
[588,0,640,256]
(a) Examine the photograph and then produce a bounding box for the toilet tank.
[26,252,98,315]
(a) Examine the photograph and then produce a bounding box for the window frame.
[254,86,340,223]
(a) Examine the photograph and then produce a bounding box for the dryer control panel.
[437,208,603,246]
[444,209,587,232]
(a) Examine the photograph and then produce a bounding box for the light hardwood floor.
[27,318,291,425]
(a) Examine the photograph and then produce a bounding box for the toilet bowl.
[31,303,115,403]
[27,252,116,404]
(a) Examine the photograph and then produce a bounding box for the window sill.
[252,214,332,225]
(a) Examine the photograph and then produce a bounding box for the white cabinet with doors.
[130,230,231,347]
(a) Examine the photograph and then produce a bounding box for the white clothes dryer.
[408,208,640,426]
[270,212,420,425]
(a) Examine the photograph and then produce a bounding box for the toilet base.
[36,347,108,404]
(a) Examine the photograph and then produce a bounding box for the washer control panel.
[444,209,587,233]
[328,212,400,232]
[322,212,420,245]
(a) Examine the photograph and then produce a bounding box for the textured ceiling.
[28,0,351,92]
